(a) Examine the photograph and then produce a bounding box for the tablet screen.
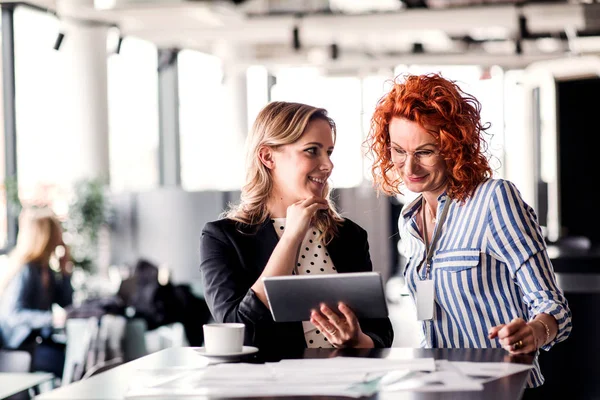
[262,272,388,322]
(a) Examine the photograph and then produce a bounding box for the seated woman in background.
[200,101,393,353]
[365,73,571,390]
[0,208,73,377]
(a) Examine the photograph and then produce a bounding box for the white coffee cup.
[203,323,245,355]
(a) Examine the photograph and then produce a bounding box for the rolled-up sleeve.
[518,252,572,349]
[487,180,572,349]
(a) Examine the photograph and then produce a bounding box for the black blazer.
[199,217,393,353]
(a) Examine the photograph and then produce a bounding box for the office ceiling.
[6,0,600,70]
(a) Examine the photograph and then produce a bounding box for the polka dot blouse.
[272,218,337,348]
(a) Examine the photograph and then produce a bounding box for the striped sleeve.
[518,252,572,348]
[485,180,572,348]
[486,180,545,272]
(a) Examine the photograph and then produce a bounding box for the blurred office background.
[0,0,599,396]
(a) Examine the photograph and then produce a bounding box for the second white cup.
[203,323,245,355]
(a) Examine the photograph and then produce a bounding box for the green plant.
[3,175,22,218]
[63,177,113,272]
[2,176,113,271]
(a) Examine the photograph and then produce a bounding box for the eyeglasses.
[389,147,440,167]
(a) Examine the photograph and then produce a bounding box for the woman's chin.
[309,189,324,198]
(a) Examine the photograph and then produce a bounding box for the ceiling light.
[328,0,404,14]
[53,32,65,51]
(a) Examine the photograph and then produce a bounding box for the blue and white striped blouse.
[399,178,572,388]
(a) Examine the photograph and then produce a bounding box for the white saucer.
[193,346,259,360]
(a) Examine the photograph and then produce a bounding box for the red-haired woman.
[366,73,571,390]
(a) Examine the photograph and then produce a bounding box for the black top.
[199,217,394,353]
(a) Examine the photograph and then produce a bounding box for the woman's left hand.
[488,317,537,354]
[310,302,372,348]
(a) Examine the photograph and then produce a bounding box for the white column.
[54,5,111,274]
[224,66,249,140]
[215,40,249,139]
[157,49,181,187]
[60,19,110,183]
[214,41,249,187]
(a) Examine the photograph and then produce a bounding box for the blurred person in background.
[365,73,571,392]
[0,207,73,378]
[200,101,393,353]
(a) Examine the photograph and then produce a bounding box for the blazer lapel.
[249,220,279,275]
[325,227,355,274]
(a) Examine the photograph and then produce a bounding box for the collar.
[400,191,449,223]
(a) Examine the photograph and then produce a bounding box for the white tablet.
[262,272,388,322]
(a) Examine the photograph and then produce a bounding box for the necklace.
[426,203,437,224]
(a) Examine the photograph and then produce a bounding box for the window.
[13,6,70,215]
[178,50,245,191]
[0,12,6,250]
[271,68,363,188]
[362,74,394,181]
[246,65,270,132]
[503,70,528,195]
[107,36,159,192]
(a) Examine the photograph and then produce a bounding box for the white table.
[0,372,54,399]
[34,347,205,400]
[33,347,533,400]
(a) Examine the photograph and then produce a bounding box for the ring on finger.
[513,340,523,350]
[328,328,337,335]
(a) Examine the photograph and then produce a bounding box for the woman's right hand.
[58,244,73,275]
[282,196,329,242]
[52,305,67,329]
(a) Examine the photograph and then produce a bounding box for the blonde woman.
[200,101,393,353]
[0,208,73,376]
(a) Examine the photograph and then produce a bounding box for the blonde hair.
[225,101,343,244]
[0,208,63,295]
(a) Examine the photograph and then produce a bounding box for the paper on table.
[450,361,533,383]
[126,385,369,399]
[126,366,373,399]
[379,360,483,393]
[209,363,375,385]
[129,363,381,388]
[125,357,437,399]
[270,357,436,374]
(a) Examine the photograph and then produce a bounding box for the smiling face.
[267,118,334,215]
[389,117,448,199]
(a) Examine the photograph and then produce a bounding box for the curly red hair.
[365,73,493,204]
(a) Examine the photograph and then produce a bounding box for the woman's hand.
[58,244,73,275]
[310,302,374,348]
[52,305,67,329]
[282,196,329,242]
[250,197,329,307]
[488,317,538,354]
